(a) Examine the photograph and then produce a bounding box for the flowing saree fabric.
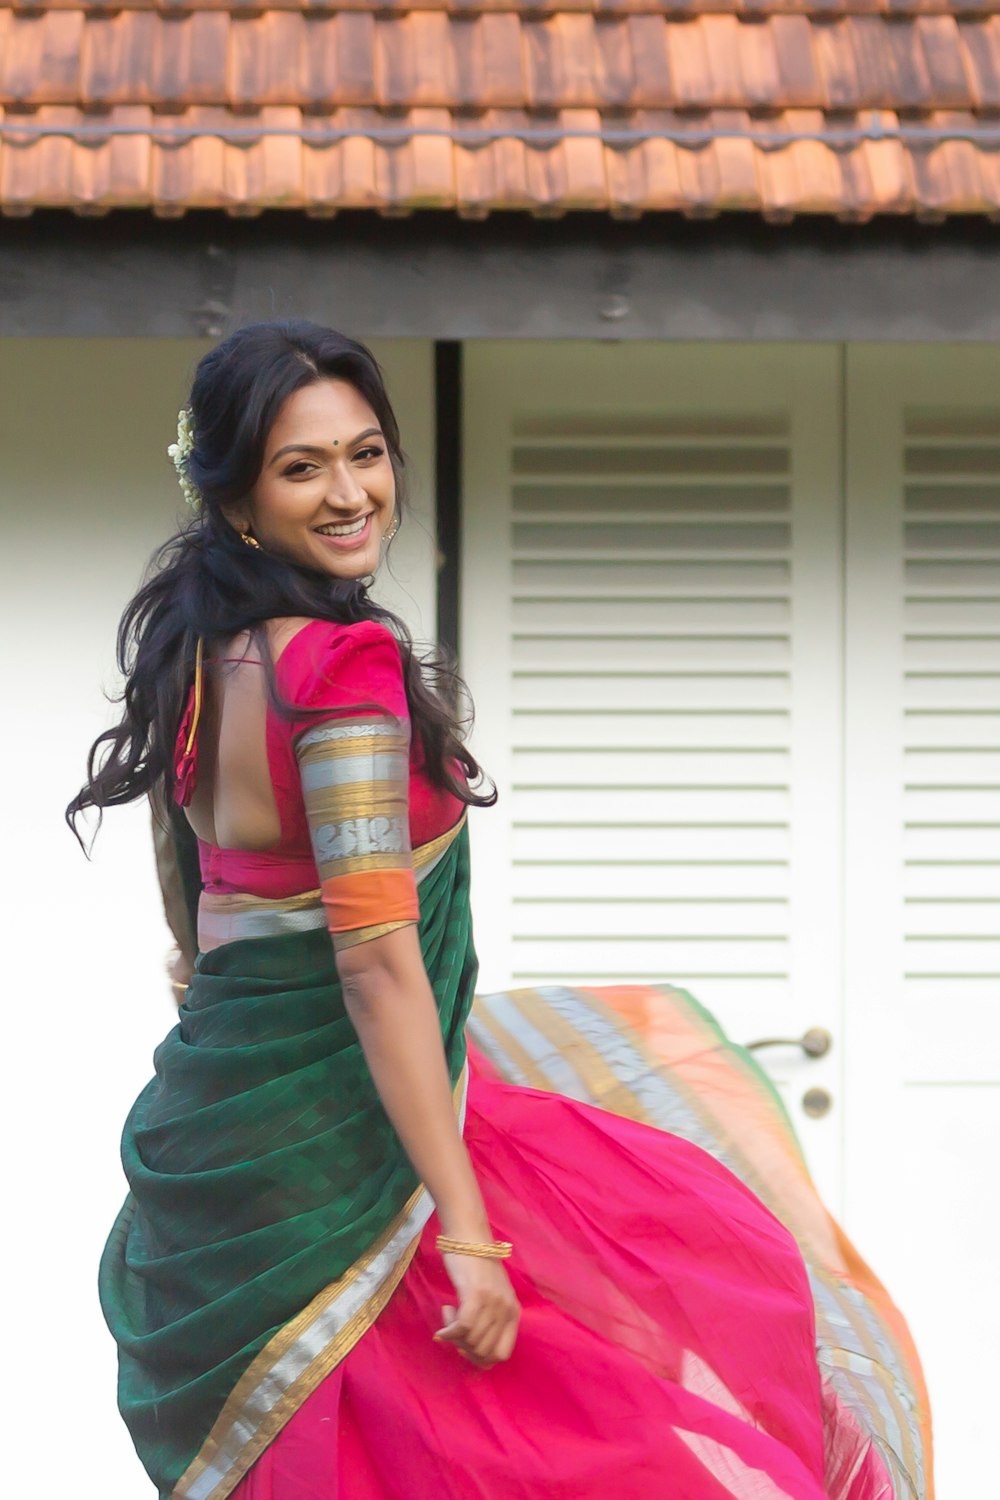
[235,1050,834,1500]
[139,817,929,1500]
[469,985,932,1500]
[100,824,476,1500]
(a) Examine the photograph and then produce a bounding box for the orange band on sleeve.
[320,868,419,936]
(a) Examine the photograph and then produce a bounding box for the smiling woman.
[69,321,854,1500]
[67,321,484,835]
[229,385,398,574]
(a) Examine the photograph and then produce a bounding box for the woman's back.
[184,618,311,853]
[180,617,465,904]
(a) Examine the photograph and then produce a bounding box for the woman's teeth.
[317,516,368,537]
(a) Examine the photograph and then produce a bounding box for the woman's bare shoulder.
[265,616,321,658]
[211,618,319,668]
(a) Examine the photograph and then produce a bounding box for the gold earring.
[384,515,399,543]
[241,530,261,550]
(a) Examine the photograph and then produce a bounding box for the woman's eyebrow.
[268,429,383,467]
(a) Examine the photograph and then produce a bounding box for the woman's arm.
[337,927,520,1367]
[287,621,519,1366]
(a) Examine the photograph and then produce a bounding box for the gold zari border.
[174,1063,468,1500]
[413,812,465,873]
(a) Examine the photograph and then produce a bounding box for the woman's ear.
[220,500,251,536]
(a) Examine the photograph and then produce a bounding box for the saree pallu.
[469,986,932,1500]
[100,823,476,1500]
[232,992,928,1500]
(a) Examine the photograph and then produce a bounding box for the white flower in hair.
[167,407,202,511]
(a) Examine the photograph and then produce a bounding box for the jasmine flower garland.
[167,408,201,511]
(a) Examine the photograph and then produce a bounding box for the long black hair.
[67,320,494,842]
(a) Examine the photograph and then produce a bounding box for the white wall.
[0,335,435,1497]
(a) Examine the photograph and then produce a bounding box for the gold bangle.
[435,1235,513,1260]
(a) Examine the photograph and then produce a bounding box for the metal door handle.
[745,1027,832,1059]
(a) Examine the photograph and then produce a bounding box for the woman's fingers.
[433,1309,469,1344]
[492,1320,519,1364]
[435,1297,519,1366]
[435,1254,520,1365]
[434,1300,494,1346]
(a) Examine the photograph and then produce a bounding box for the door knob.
[745,1026,832,1059]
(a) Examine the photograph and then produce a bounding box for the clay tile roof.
[1,1,998,221]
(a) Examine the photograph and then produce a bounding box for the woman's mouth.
[314,514,373,550]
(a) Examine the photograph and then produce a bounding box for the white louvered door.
[844,348,1000,1500]
[462,343,844,1201]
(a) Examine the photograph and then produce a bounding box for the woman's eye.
[284,462,317,477]
[355,446,385,462]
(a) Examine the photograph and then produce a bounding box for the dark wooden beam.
[2,212,998,342]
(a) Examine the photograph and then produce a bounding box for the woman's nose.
[328,462,366,507]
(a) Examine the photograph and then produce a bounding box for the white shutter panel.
[845,348,1000,1500]
[903,410,1000,1022]
[463,343,843,1195]
[507,415,794,992]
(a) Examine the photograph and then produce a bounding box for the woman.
[71,322,834,1500]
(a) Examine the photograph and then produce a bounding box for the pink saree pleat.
[233,1056,835,1500]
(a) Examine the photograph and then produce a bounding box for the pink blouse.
[192,619,464,901]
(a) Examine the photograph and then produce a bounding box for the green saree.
[100,823,476,1499]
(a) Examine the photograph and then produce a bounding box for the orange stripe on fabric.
[585,983,931,1491]
[583,984,841,1268]
[320,868,419,934]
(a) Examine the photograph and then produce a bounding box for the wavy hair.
[67,320,494,843]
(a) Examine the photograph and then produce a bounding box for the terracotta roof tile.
[762,105,848,215]
[560,104,610,203]
[812,16,861,107]
[844,15,894,102]
[960,16,1000,107]
[594,17,638,107]
[1,104,71,214]
[625,15,674,104]
[453,108,528,216]
[768,16,823,105]
[861,105,915,208]
[881,12,936,108]
[450,16,525,108]
[524,18,578,109]
[663,18,715,106]
[319,14,377,108]
[909,106,999,215]
[620,114,687,213]
[379,15,456,108]
[80,12,158,108]
[704,16,748,100]
[2,11,84,107]
[916,15,974,104]
[229,15,301,110]
[713,108,763,207]
[403,104,458,205]
[153,14,230,110]
[736,19,783,107]
[1,1,998,220]
[150,106,227,216]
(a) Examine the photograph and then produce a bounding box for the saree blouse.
[190,619,465,948]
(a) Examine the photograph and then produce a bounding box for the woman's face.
[232,378,397,579]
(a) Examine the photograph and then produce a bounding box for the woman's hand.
[435,1254,521,1368]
